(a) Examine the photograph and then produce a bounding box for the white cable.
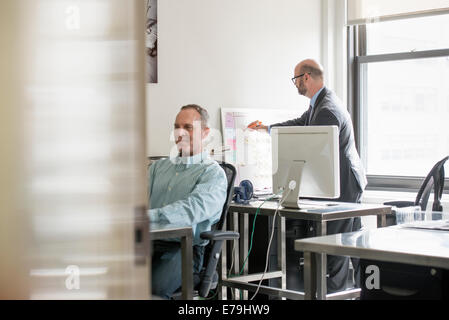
[250,188,292,300]
[227,240,237,278]
[230,192,281,300]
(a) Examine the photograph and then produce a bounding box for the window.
[349,14,449,191]
[366,14,449,54]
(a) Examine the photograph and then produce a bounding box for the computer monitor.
[271,126,340,209]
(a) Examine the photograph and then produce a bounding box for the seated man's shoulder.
[203,160,227,179]
[198,161,227,189]
[149,157,172,170]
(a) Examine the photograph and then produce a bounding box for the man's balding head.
[295,59,324,81]
[293,59,325,99]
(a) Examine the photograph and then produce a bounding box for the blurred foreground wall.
[0,0,148,299]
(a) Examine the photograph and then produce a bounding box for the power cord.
[226,190,283,300]
[199,289,219,300]
[249,184,294,300]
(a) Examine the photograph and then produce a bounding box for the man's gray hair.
[180,104,210,128]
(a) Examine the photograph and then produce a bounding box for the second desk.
[221,200,392,300]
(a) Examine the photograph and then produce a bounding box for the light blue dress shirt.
[148,151,227,246]
[308,86,325,123]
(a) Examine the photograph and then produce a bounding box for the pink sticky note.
[225,114,235,128]
[227,139,237,151]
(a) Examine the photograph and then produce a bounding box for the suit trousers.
[324,217,361,293]
[307,193,363,293]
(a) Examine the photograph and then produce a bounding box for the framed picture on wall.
[146,0,157,83]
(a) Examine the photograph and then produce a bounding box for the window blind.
[347,0,449,25]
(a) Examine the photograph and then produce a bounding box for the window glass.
[366,14,449,55]
[362,57,449,176]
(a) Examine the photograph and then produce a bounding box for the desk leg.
[277,216,286,295]
[220,240,227,300]
[377,214,386,228]
[231,211,241,299]
[181,231,193,300]
[315,221,327,300]
[239,213,249,300]
[303,251,317,300]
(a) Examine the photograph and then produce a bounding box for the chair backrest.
[215,162,237,231]
[415,156,448,211]
[193,162,236,296]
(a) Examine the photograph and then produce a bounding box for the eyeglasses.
[291,72,311,85]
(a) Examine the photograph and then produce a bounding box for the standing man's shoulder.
[319,88,349,119]
[320,87,343,108]
[313,87,355,129]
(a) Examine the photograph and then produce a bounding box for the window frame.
[347,22,449,193]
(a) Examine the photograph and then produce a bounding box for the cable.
[232,195,269,300]
[228,191,282,279]
[227,241,237,278]
[238,203,262,275]
[227,191,283,300]
[249,187,292,300]
[199,289,219,300]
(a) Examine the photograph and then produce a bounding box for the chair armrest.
[200,230,239,241]
[383,200,415,208]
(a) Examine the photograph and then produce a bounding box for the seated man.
[148,104,227,299]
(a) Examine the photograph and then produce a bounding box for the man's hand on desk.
[247,120,268,131]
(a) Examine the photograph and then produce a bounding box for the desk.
[295,226,449,300]
[150,223,193,300]
[221,201,391,300]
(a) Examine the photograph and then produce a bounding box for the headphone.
[233,180,254,204]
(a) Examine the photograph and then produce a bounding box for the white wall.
[321,0,347,103]
[146,0,323,156]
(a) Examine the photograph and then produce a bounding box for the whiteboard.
[221,108,302,193]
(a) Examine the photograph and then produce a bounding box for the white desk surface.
[149,223,192,241]
[229,200,392,221]
[295,224,449,270]
[150,222,190,232]
[149,222,194,300]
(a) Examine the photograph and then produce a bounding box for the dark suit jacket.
[270,86,367,202]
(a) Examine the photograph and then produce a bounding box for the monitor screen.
[271,126,340,207]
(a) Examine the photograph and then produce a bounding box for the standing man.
[248,59,367,293]
[149,104,227,299]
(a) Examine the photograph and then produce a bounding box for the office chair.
[383,155,448,225]
[361,156,449,299]
[172,162,239,299]
[195,162,240,298]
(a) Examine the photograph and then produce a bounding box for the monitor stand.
[280,160,305,209]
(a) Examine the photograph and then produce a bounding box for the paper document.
[402,220,449,231]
